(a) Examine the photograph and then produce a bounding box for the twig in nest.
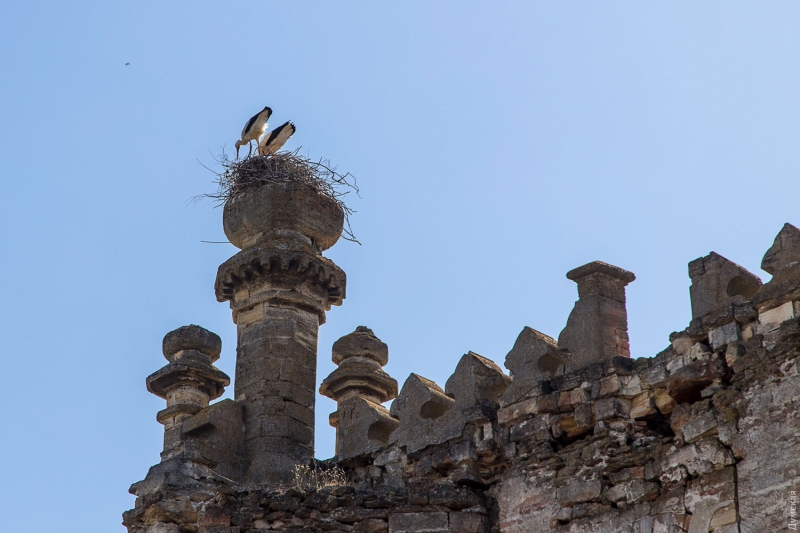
[197,148,360,244]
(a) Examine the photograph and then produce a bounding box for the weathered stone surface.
[445,352,511,410]
[755,222,800,311]
[558,261,636,370]
[391,352,508,454]
[163,325,223,363]
[330,396,399,460]
[388,512,448,532]
[557,479,603,507]
[688,252,761,323]
[680,411,718,443]
[667,359,725,404]
[630,392,657,419]
[147,326,231,454]
[390,374,456,454]
[500,327,562,406]
[223,181,344,251]
[594,397,631,420]
[322,327,400,460]
[126,216,800,533]
[332,326,390,366]
[708,322,740,351]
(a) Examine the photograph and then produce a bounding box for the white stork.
[235,106,272,158]
[258,121,296,155]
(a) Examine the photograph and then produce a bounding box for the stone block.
[556,479,603,507]
[630,392,657,419]
[497,397,538,425]
[594,397,631,420]
[389,512,449,533]
[619,374,643,398]
[599,375,621,397]
[643,363,669,389]
[607,479,660,504]
[757,301,796,334]
[684,467,735,513]
[709,322,740,351]
[667,359,724,404]
[653,388,676,415]
[147,524,181,533]
[709,503,736,529]
[681,411,718,443]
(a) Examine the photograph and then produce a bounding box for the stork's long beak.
[235,144,240,159]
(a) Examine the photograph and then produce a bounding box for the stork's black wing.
[242,106,272,137]
[260,121,296,154]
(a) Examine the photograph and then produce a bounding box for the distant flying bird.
[258,121,296,155]
[235,106,272,158]
[125,63,130,66]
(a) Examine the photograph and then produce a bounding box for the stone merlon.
[558,260,635,370]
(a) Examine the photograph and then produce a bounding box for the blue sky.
[1,2,799,531]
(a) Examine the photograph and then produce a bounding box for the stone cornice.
[214,247,346,306]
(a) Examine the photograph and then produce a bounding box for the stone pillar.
[558,261,635,370]
[146,325,229,455]
[214,181,347,484]
[320,327,398,460]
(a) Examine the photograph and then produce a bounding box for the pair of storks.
[235,107,296,159]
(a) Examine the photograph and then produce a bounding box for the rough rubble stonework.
[123,177,800,533]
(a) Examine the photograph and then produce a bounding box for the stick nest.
[203,149,360,243]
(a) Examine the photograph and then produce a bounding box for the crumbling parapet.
[125,220,800,533]
[687,251,762,330]
[389,352,510,455]
[320,326,399,460]
[558,261,636,370]
[214,181,347,485]
[754,222,800,313]
[500,327,564,406]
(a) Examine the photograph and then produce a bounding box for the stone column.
[214,181,347,484]
[558,261,635,369]
[146,325,229,455]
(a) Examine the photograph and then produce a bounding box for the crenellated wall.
[124,214,800,533]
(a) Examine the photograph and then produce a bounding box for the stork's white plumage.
[235,106,272,158]
[258,121,296,155]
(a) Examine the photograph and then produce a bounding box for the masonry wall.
[125,224,800,533]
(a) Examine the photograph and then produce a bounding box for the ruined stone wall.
[124,214,800,533]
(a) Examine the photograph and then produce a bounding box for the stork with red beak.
[235,106,272,158]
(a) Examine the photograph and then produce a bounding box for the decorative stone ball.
[223,181,345,251]
[332,326,389,366]
[162,325,222,363]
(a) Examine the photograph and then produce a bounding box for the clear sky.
[2,2,799,531]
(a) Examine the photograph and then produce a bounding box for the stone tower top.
[222,181,345,252]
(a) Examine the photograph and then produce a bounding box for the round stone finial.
[321,327,397,404]
[223,181,345,251]
[332,326,389,366]
[162,325,222,363]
